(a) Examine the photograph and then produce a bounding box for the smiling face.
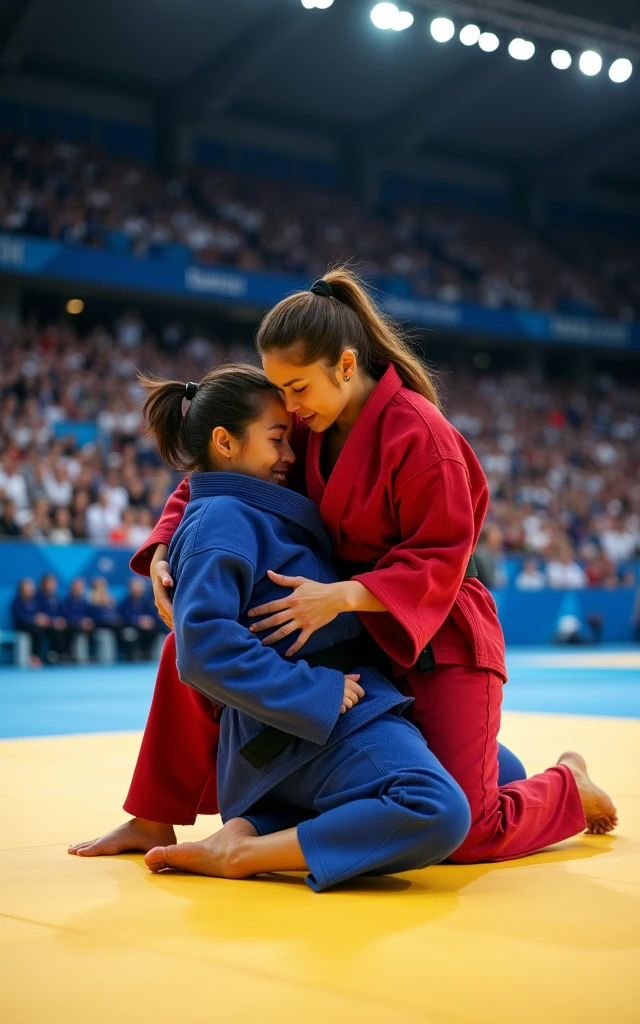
[261,347,354,433]
[209,394,296,486]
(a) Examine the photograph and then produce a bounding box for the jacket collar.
[188,471,331,551]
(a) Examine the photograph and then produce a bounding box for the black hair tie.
[310,279,333,298]
[184,381,199,400]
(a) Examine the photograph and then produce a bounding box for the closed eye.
[291,386,307,394]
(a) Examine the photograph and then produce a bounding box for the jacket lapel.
[188,471,331,553]
[308,364,403,551]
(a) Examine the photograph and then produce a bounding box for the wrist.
[339,581,361,612]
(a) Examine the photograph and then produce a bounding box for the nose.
[284,393,300,414]
[281,439,296,464]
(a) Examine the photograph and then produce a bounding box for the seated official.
[118,579,162,661]
[88,576,120,629]
[11,577,47,668]
[36,573,71,663]
[62,578,97,658]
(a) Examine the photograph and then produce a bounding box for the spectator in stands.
[11,577,46,667]
[514,558,546,591]
[69,490,91,539]
[49,507,73,545]
[36,573,70,662]
[546,545,588,590]
[87,491,121,543]
[0,454,28,510]
[62,578,96,657]
[583,547,619,589]
[0,498,21,536]
[117,578,162,661]
[599,515,637,565]
[473,524,506,589]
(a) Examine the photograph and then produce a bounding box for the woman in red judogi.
[71,268,615,862]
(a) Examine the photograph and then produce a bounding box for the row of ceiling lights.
[299,1,634,83]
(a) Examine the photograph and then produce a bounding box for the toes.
[68,840,97,853]
[76,841,118,856]
[145,845,169,872]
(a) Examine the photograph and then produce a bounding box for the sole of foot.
[68,819,177,856]
[557,751,618,834]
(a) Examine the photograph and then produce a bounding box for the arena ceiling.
[1,0,639,195]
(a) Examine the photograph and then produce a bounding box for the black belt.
[334,552,479,675]
[238,633,391,770]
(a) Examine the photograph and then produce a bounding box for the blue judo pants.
[243,713,473,892]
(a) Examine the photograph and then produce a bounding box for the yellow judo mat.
[1,709,639,1024]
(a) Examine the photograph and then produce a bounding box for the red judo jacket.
[131,364,507,681]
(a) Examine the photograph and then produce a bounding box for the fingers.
[341,676,365,714]
[249,610,291,632]
[260,622,297,646]
[266,571,304,588]
[285,630,312,657]
[154,561,173,588]
[247,597,292,619]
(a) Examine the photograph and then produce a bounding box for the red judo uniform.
[125,363,585,860]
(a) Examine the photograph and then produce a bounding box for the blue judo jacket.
[169,471,412,821]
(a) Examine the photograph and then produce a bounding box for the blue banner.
[2,232,639,350]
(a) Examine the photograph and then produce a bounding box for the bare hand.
[341,674,364,714]
[248,572,346,657]
[150,545,173,629]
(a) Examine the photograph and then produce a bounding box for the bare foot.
[68,818,176,856]
[145,817,258,877]
[558,751,618,834]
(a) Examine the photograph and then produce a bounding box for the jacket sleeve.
[352,457,476,668]
[129,476,190,577]
[173,545,346,744]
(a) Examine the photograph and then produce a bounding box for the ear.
[341,349,358,377]
[211,426,233,460]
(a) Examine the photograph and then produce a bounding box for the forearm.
[339,580,388,614]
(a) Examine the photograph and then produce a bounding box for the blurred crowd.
[0,315,638,596]
[0,313,257,548]
[12,574,166,668]
[449,372,640,591]
[1,133,637,320]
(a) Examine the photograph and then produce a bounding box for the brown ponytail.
[256,264,441,409]
[138,365,281,472]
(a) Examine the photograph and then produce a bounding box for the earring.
[343,375,350,382]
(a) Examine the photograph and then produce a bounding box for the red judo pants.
[124,633,585,860]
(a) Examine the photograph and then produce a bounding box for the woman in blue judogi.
[134,365,470,892]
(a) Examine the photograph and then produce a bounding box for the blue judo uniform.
[170,471,471,891]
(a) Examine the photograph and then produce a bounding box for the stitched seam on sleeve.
[396,456,470,496]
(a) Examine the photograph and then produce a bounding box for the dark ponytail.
[138,364,281,472]
[256,265,441,409]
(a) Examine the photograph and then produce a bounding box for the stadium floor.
[1,646,639,1023]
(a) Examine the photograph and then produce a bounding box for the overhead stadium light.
[300,0,334,8]
[459,24,480,46]
[508,38,535,60]
[579,50,602,75]
[430,17,455,43]
[551,49,572,69]
[478,31,499,52]
[370,3,413,30]
[609,57,632,82]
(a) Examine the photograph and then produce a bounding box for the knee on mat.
[391,776,472,868]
